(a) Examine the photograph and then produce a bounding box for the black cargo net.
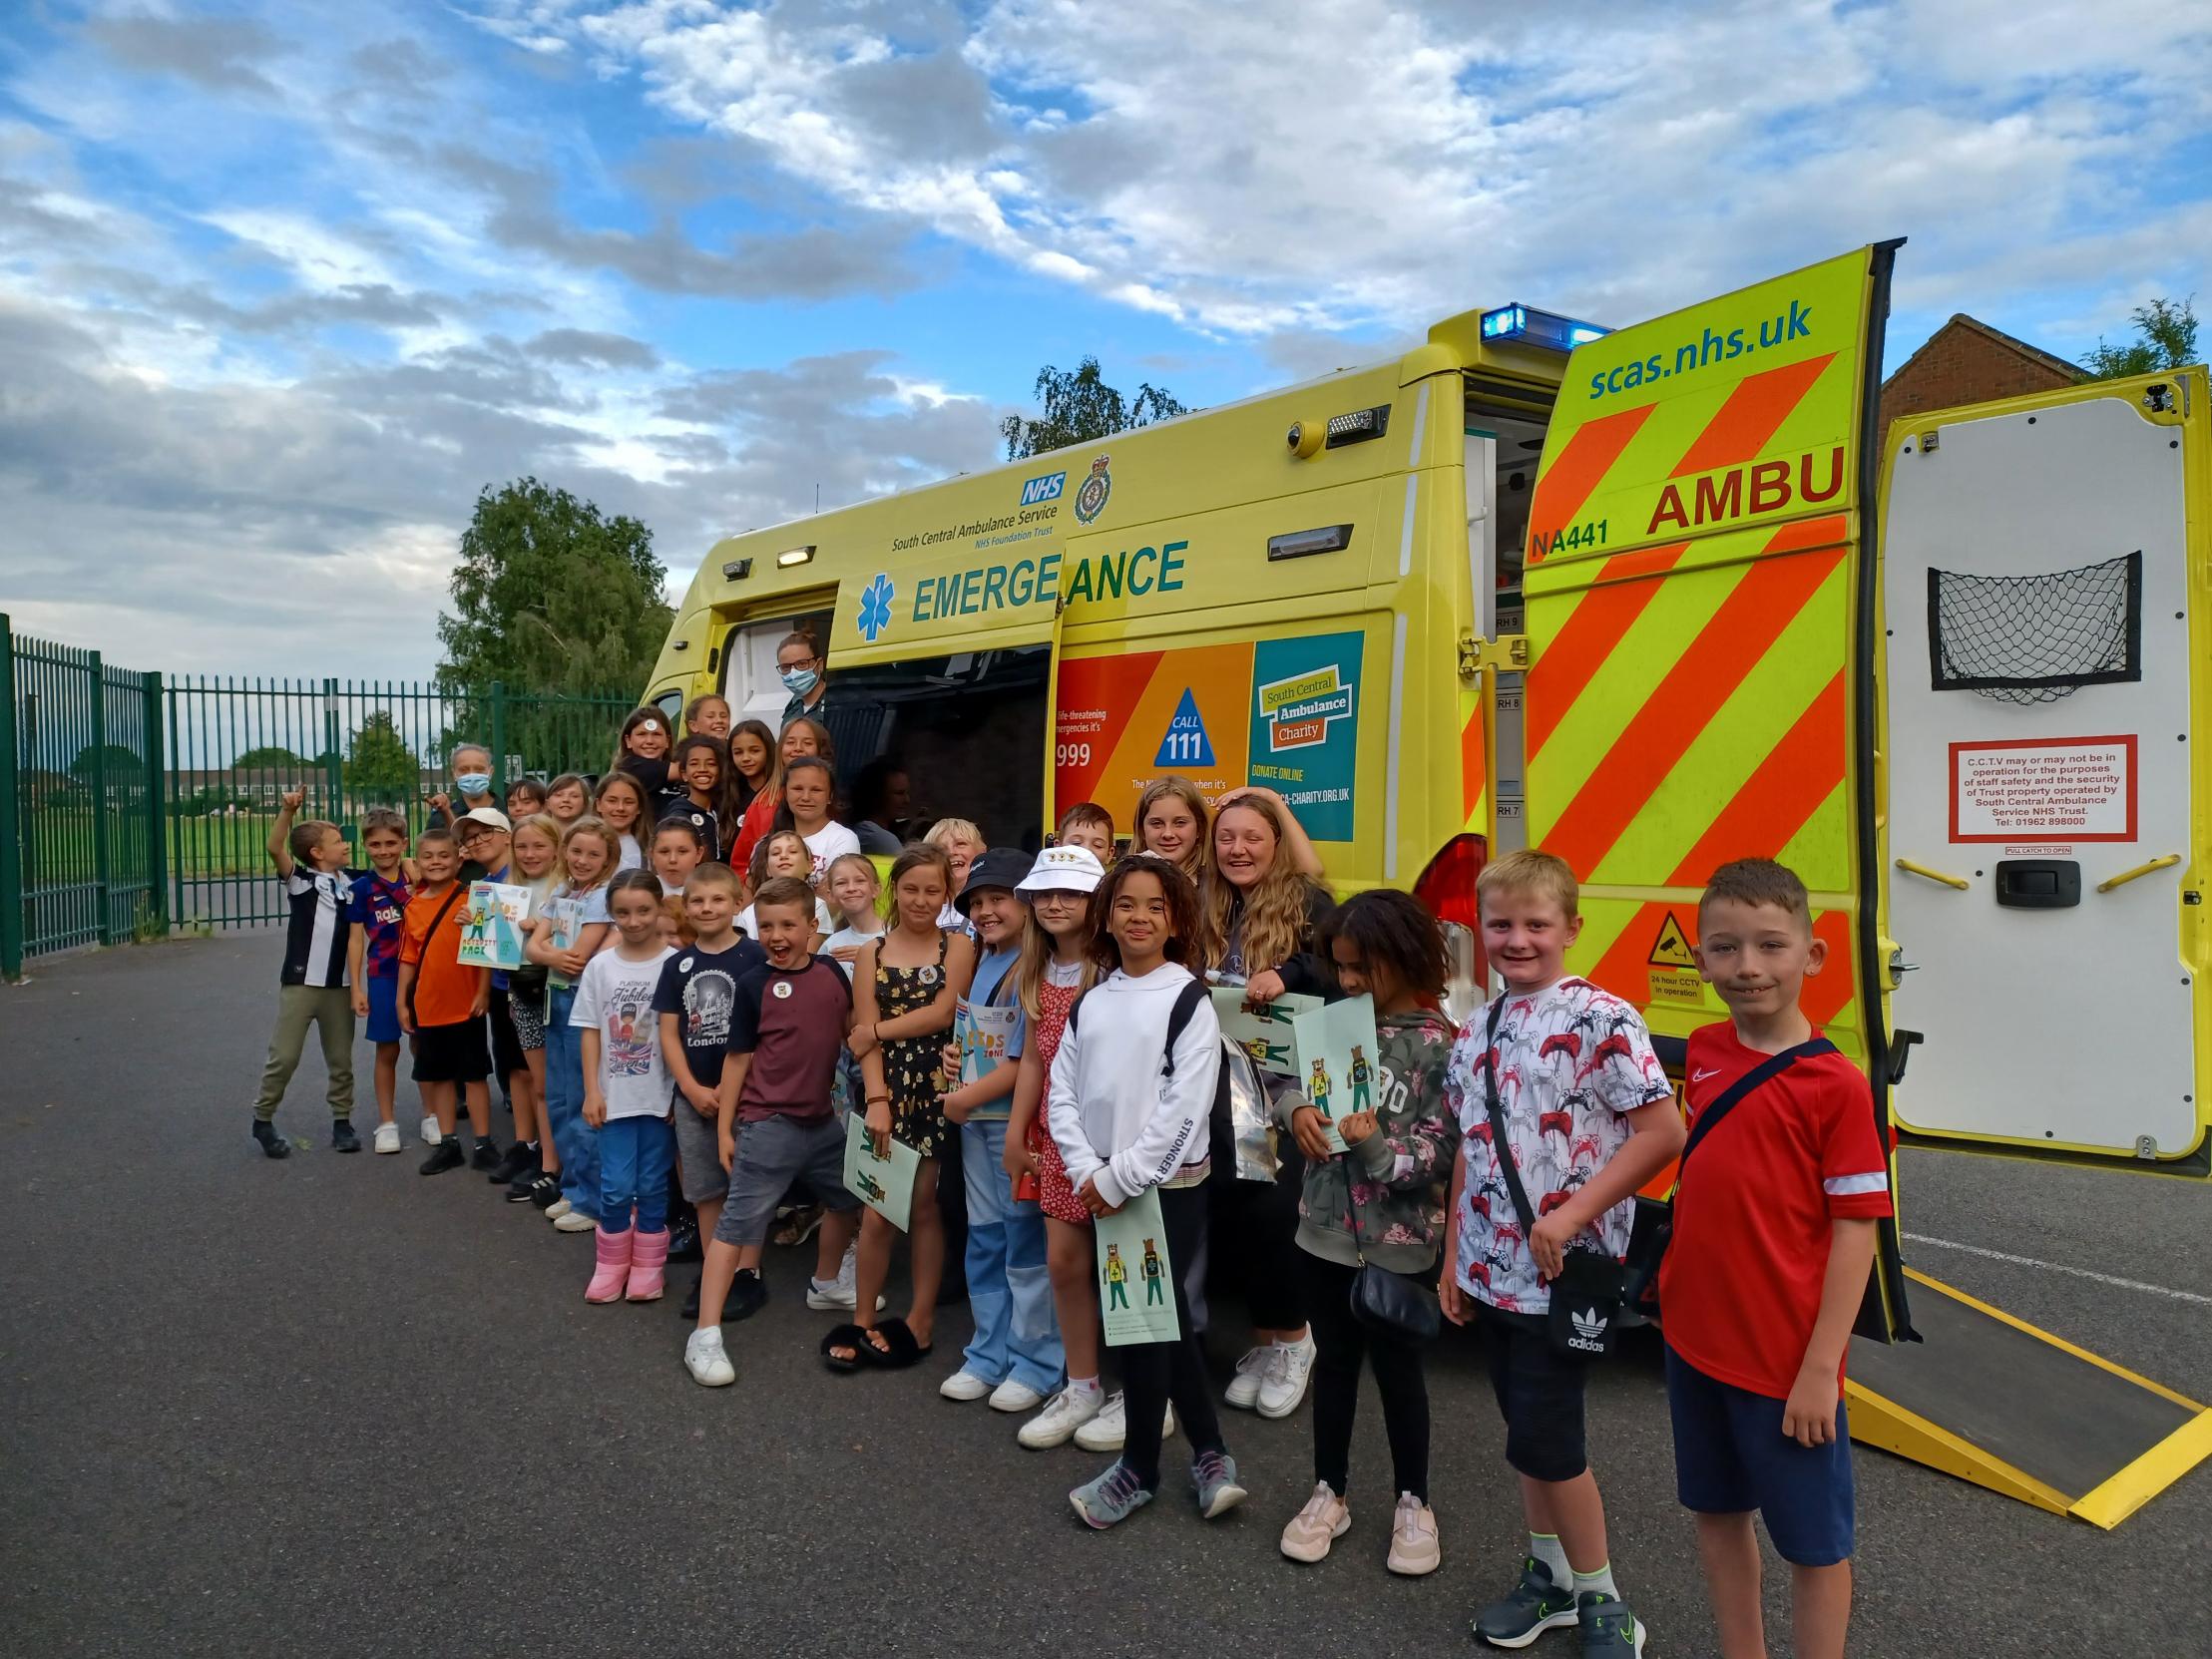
[1927,551,2142,704]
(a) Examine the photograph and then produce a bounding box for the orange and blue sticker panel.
[1056,630,1366,842]
[1529,249,1875,562]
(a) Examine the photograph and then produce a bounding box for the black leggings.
[1122,1182,1226,1490]
[1209,1125,1307,1331]
[1302,1252,1432,1502]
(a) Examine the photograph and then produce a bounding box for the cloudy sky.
[3,0,2206,679]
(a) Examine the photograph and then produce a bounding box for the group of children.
[253,696,1888,1659]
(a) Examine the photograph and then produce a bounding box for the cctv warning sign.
[1647,913,1698,970]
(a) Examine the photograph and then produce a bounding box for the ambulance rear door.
[1509,243,1912,1338]
[1881,369,2212,1175]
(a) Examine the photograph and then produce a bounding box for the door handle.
[1896,857,1970,891]
[2095,854,2181,894]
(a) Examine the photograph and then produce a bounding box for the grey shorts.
[671,1092,728,1206]
[712,1114,859,1249]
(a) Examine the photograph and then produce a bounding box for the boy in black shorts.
[682,878,862,1388]
[654,862,764,1318]
[397,828,498,1176]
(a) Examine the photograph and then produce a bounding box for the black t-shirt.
[660,799,723,863]
[652,938,766,1095]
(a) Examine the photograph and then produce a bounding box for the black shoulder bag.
[1345,1163,1443,1343]
[402,882,469,1024]
[1481,996,1630,1360]
[1618,1037,1838,1315]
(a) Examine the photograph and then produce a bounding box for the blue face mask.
[780,666,819,696]
[456,772,493,797]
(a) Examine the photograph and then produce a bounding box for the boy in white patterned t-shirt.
[1441,849,1684,1657]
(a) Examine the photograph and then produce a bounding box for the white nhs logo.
[1020,471,1067,507]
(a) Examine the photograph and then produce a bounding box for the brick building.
[1880,313,2082,440]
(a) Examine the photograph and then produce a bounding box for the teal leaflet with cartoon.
[1096,1186,1181,1347]
[459,882,532,971]
[1291,994,1380,1156]
[1209,986,1320,1076]
[842,1113,920,1231]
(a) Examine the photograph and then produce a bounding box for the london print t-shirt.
[570,946,676,1121]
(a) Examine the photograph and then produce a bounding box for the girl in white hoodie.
[1049,855,1246,1529]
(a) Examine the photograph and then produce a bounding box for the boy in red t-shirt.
[1660,858,1892,1659]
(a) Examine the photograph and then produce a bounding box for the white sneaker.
[684,1327,735,1388]
[940,1367,994,1402]
[420,1115,440,1144]
[990,1378,1045,1414]
[553,1209,596,1233]
[1258,1332,1317,1419]
[1019,1386,1105,1450]
[1224,1345,1272,1410]
[1074,1391,1174,1452]
[545,1197,573,1220]
[372,1122,401,1154]
[805,1274,856,1311]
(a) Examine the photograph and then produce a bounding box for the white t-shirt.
[823,922,886,980]
[738,898,834,940]
[616,833,644,871]
[799,821,862,885]
[570,945,676,1121]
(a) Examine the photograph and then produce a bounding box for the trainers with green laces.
[1069,1459,1154,1529]
[1574,1591,1643,1656]
[1473,1557,1578,1649]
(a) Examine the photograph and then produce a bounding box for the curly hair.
[1088,853,1202,971]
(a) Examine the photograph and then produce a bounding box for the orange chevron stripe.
[1528,403,1657,554]
[1541,546,1846,877]
[1764,510,1850,554]
[1525,544,1687,761]
[1668,669,1847,884]
[1586,901,1682,1004]
[1668,354,1836,479]
[1804,911,1856,1027]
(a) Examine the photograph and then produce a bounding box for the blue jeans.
[598,1115,676,1235]
[961,1118,1063,1394]
[543,986,598,1220]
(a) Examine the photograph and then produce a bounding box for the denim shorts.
[1665,1345,1856,1566]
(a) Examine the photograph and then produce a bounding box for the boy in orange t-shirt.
[397,827,499,1177]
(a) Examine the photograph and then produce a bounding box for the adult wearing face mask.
[776,631,830,728]
[427,743,499,832]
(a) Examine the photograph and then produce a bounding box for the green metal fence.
[3,614,638,976]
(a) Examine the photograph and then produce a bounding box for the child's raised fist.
[279,788,306,812]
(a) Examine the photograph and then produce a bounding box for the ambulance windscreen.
[1926,550,2143,704]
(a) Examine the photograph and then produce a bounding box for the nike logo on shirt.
[1691,1066,1722,1082]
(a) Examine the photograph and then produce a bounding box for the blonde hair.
[1204,793,1325,975]
[1476,847,1580,920]
[511,813,563,879]
[558,814,621,893]
[661,895,696,944]
[925,817,984,853]
[824,852,882,920]
[1015,888,1097,1021]
[1132,776,1212,882]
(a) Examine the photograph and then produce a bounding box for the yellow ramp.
[1847,1269,2212,1527]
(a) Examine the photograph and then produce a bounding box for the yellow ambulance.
[649,242,2212,1519]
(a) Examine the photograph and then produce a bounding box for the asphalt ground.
[4,931,2208,1658]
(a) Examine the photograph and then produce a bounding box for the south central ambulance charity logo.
[857,574,895,642]
[1073,453,1113,524]
[1256,661,1355,752]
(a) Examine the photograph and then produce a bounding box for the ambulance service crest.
[1073,453,1113,525]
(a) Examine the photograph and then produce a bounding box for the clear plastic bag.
[1223,1039,1279,1182]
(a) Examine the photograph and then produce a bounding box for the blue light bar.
[1479,303,1610,352]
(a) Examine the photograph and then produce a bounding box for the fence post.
[322,678,343,829]
[90,651,111,945]
[0,615,21,980]
[489,681,507,795]
[144,670,167,937]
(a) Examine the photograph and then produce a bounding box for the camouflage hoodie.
[1275,1007,1460,1274]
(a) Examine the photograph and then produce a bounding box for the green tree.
[344,710,422,804]
[2081,297,2198,379]
[1000,358,1187,459]
[437,478,671,698]
[69,742,144,788]
[232,743,305,770]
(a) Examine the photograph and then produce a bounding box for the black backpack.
[1067,977,1233,1136]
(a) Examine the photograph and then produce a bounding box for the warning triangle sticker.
[1647,913,1698,970]
[1153,687,1216,768]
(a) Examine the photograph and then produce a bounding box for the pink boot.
[586,1226,634,1303]
[627,1227,669,1302]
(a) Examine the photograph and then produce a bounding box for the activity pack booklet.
[842,1113,920,1231]
[1095,1186,1180,1346]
